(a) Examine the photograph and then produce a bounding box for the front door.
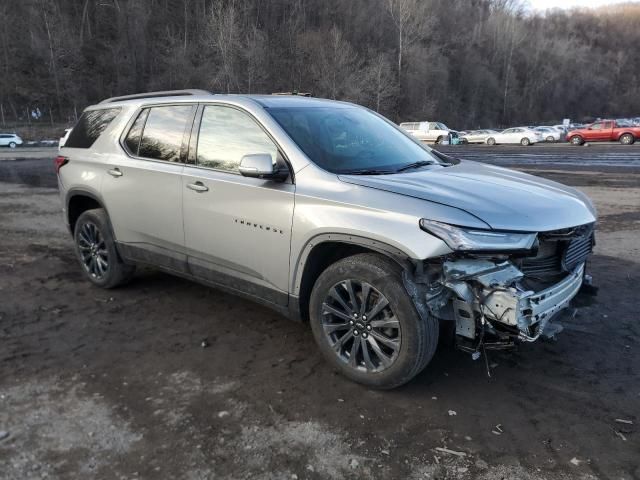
[182,104,295,306]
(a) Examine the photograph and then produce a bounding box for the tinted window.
[124,108,149,155]
[139,105,193,162]
[591,123,602,130]
[269,106,440,174]
[64,108,121,148]
[196,105,278,172]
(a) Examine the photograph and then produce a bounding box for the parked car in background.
[460,129,499,144]
[567,120,640,145]
[0,133,23,148]
[486,127,542,146]
[399,121,453,144]
[57,90,597,388]
[534,126,561,142]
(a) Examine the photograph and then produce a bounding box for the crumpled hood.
[338,160,596,232]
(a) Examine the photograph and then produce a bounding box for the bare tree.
[361,52,397,114]
[384,0,427,77]
[206,2,242,93]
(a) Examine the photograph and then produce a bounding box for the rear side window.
[124,109,149,155]
[137,105,193,162]
[64,108,121,148]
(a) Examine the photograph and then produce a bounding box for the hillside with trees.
[1,0,639,129]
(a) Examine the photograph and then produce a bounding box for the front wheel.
[546,136,555,142]
[619,133,635,145]
[486,137,496,146]
[570,135,583,145]
[74,208,135,288]
[8,142,16,148]
[309,253,438,389]
[521,137,531,146]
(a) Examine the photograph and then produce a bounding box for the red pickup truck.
[567,120,640,145]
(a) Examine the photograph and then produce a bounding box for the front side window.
[196,105,278,173]
[268,106,440,174]
[590,123,602,130]
[138,105,193,162]
[64,108,121,148]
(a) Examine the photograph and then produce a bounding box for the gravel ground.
[0,147,638,479]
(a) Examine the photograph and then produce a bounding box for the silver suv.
[57,90,596,389]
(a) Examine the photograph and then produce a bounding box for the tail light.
[54,155,68,174]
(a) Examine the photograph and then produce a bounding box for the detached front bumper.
[482,263,584,340]
[435,258,585,342]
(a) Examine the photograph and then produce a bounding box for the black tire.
[309,253,438,389]
[619,133,635,145]
[8,141,16,148]
[546,136,555,142]
[520,137,530,146]
[435,136,444,144]
[570,135,583,145]
[486,137,496,146]
[73,208,135,289]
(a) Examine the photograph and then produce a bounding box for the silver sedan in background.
[460,129,499,144]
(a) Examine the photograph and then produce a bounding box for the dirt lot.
[0,148,639,479]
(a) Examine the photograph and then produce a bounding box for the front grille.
[562,234,594,271]
[520,223,594,279]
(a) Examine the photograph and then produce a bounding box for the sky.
[528,0,635,10]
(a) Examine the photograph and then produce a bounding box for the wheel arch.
[292,234,414,322]
[617,131,635,141]
[66,188,109,235]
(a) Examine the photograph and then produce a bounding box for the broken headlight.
[420,219,537,252]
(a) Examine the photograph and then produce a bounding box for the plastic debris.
[435,447,466,457]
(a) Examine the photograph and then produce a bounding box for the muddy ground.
[0,148,638,479]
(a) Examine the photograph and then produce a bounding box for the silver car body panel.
[59,93,596,341]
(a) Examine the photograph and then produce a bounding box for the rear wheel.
[486,137,496,146]
[309,253,438,389]
[73,208,135,288]
[520,137,530,146]
[570,135,583,145]
[619,133,635,145]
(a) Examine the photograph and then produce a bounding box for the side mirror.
[239,154,288,181]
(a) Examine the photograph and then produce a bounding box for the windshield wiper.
[341,168,397,175]
[395,160,436,173]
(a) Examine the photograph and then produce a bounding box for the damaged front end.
[416,221,595,353]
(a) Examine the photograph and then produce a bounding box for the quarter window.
[138,105,193,162]
[196,105,278,172]
[64,108,121,148]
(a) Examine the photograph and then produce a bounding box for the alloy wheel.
[321,279,401,372]
[77,221,109,279]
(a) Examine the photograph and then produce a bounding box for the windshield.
[268,106,439,174]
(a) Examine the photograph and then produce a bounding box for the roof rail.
[99,89,212,104]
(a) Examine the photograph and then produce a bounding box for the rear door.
[102,104,196,271]
[182,104,295,306]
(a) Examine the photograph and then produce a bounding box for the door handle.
[186,181,209,192]
[107,168,123,177]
